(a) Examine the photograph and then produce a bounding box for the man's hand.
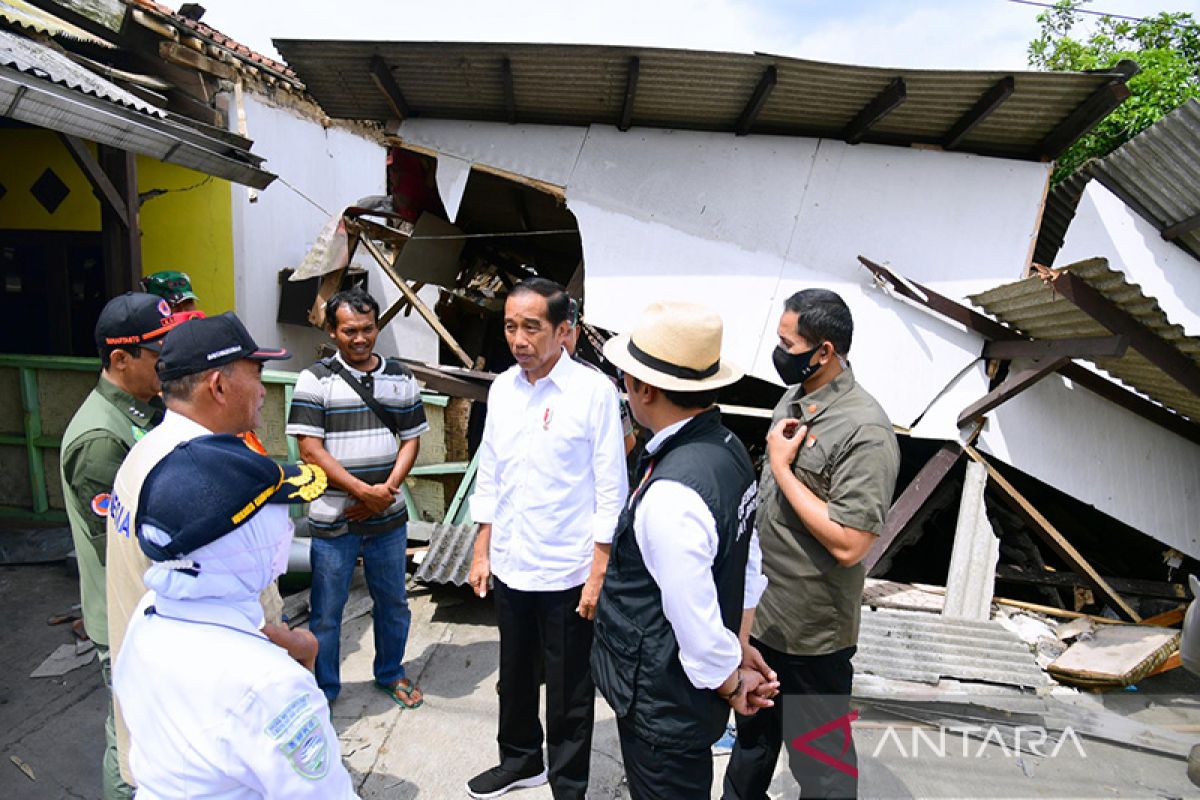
[468,552,492,598]
[577,573,603,620]
[766,418,807,475]
[344,502,373,522]
[726,669,780,716]
[262,624,318,672]
[354,482,396,514]
[741,639,778,686]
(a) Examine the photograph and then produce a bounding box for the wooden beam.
[356,235,474,368]
[964,446,1141,621]
[398,359,493,403]
[1038,79,1132,160]
[369,55,413,121]
[735,66,777,137]
[943,76,1014,150]
[96,144,140,295]
[864,441,962,575]
[843,77,906,145]
[159,40,236,80]
[618,56,640,132]
[982,335,1128,361]
[1162,211,1200,242]
[501,57,516,124]
[859,255,1200,447]
[59,134,128,228]
[995,565,1189,601]
[958,356,1070,427]
[1051,270,1200,398]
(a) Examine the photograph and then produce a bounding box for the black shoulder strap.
[323,357,400,436]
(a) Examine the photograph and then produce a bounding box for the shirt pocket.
[792,436,832,498]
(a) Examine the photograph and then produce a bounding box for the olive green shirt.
[752,367,900,656]
[60,377,162,647]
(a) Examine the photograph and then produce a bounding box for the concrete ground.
[3,563,1199,799]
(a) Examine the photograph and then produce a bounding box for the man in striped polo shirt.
[286,287,429,707]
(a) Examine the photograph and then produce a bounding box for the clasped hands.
[344,479,400,522]
[722,639,781,716]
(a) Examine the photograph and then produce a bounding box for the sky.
[186,0,1199,71]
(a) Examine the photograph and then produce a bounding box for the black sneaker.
[466,765,548,798]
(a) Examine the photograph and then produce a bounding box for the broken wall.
[231,93,439,365]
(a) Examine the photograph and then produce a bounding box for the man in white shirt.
[114,433,356,799]
[593,302,779,799]
[467,277,629,800]
[105,313,304,786]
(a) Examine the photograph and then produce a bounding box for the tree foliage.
[1028,0,1200,183]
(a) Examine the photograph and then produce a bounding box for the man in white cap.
[114,434,357,798]
[593,302,779,799]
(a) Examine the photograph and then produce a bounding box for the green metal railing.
[0,354,456,523]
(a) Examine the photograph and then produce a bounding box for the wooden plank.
[943,76,1014,150]
[1161,211,1200,241]
[60,134,128,228]
[97,144,140,294]
[1052,270,1200,398]
[864,441,962,575]
[1038,77,1133,160]
[370,55,413,121]
[358,236,473,368]
[957,356,1069,427]
[501,57,516,124]
[158,40,236,80]
[1146,650,1182,677]
[995,565,1189,601]
[399,359,492,403]
[982,335,1128,361]
[735,66,777,137]
[1140,607,1186,627]
[618,56,640,132]
[965,446,1141,621]
[843,77,906,145]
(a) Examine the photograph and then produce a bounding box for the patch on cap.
[156,298,171,317]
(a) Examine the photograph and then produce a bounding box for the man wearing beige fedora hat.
[725,289,899,800]
[593,302,780,799]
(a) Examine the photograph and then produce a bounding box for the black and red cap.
[94,291,194,352]
[157,312,290,381]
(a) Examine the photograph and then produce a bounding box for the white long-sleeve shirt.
[471,351,629,591]
[633,417,768,690]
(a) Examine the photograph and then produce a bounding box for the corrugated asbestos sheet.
[856,607,1050,689]
[1036,99,1200,265]
[273,40,1128,162]
[413,522,478,586]
[0,24,157,114]
[969,257,1200,422]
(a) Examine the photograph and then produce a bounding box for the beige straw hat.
[603,302,744,392]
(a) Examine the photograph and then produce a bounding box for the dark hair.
[160,363,233,403]
[783,289,853,355]
[100,344,142,370]
[325,287,380,329]
[631,377,718,411]
[509,277,570,327]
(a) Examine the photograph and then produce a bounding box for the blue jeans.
[309,525,411,701]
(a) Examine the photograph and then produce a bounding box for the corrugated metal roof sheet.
[856,607,1050,689]
[412,522,478,586]
[273,40,1129,162]
[0,0,113,46]
[0,24,158,114]
[1037,99,1200,264]
[968,257,1200,422]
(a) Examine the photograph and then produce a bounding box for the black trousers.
[618,718,713,800]
[494,577,595,800]
[723,640,857,800]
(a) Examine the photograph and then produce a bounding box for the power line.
[1005,0,1195,26]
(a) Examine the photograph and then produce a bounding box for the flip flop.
[376,678,423,709]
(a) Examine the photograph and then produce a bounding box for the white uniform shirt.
[471,351,629,591]
[633,417,768,690]
[115,592,357,799]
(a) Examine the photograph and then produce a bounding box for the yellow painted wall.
[0,128,235,312]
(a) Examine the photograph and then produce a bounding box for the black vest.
[591,408,758,751]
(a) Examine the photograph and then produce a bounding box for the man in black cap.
[113,434,358,798]
[61,292,189,800]
[105,312,296,788]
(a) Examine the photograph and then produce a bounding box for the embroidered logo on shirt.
[265,694,310,739]
[91,493,111,517]
[278,715,330,780]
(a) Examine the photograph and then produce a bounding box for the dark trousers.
[494,577,595,800]
[618,718,712,800]
[724,641,857,800]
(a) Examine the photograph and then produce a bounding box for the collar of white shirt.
[515,347,575,392]
[645,415,693,455]
[157,408,214,439]
[147,593,267,639]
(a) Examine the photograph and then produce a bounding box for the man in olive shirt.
[725,289,899,800]
[61,292,185,800]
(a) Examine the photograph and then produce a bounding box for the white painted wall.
[230,93,438,367]
[1057,181,1200,337]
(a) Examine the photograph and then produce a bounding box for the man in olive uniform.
[725,289,900,800]
[60,292,185,800]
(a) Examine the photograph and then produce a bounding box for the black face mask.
[772,344,822,387]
